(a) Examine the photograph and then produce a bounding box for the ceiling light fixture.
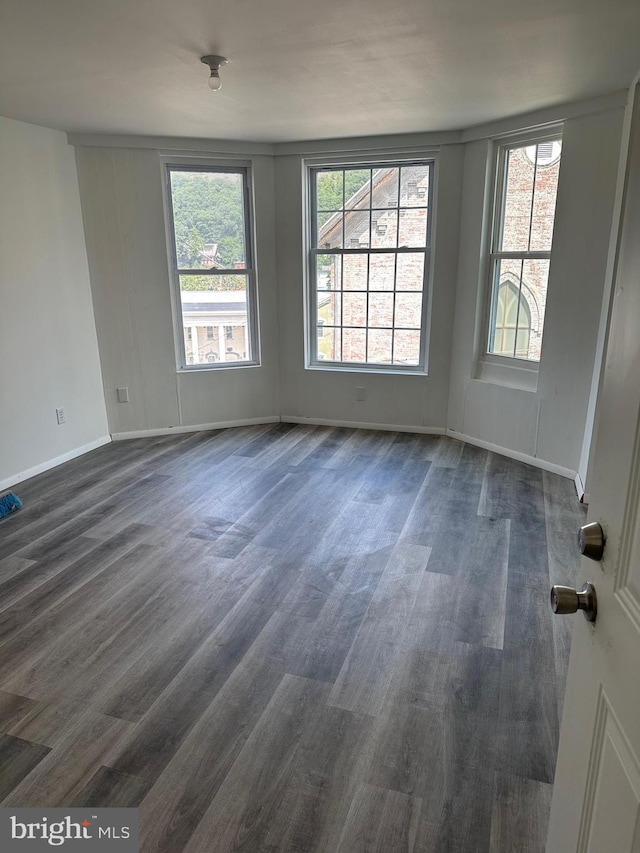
[201,55,228,91]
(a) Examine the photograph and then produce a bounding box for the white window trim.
[160,156,261,372]
[481,126,563,376]
[303,152,438,375]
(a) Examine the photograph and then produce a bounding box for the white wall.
[0,117,109,490]
[69,95,625,480]
[74,147,280,436]
[447,105,624,475]
[275,145,464,431]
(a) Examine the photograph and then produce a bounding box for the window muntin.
[308,161,433,370]
[487,136,561,362]
[165,165,258,369]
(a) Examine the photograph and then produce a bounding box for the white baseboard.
[111,416,280,441]
[280,416,446,435]
[1,422,578,490]
[445,429,576,480]
[0,435,112,492]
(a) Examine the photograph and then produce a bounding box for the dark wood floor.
[0,423,586,852]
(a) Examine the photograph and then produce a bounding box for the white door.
[546,77,640,852]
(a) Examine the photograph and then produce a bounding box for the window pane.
[499,147,535,252]
[529,143,562,251]
[515,327,530,359]
[317,213,343,249]
[344,169,372,210]
[395,292,423,329]
[498,140,561,253]
[393,330,421,366]
[398,208,428,248]
[316,170,344,212]
[317,292,341,326]
[368,329,393,363]
[170,170,246,270]
[179,274,249,364]
[318,326,341,361]
[343,254,368,290]
[345,210,370,248]
[522,258,549,360]
[371,210,398,248]
[396,253,425,291]
[316,254,339,291]
[342,292,367,327]
[369,292,394,328]
[371,167,399,207]
[342,328,367,362]
[400,165,430,207]
[502,328,517,354]
[369,253,396,290]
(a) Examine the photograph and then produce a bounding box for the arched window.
[492,281,531,358]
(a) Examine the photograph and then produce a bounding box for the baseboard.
[280,416,446,435]
[111,416,281,441]
[1,422,577,488]
[445,429,577,480]
[0,434,112,492]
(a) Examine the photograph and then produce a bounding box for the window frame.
[304,155,436,375]
[484,128,563,366]
[162,159,260,372]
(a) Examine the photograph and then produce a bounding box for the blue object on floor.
[0,492,22,519]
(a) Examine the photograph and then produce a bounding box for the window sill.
[306,363,428,378]
[476,356,539,392]
[177,360,261,373]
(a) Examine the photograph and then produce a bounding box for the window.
[164,164,258,368]
[307,160,434,371]
[487,135,562,362]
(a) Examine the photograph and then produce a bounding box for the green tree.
[170,171,246,269]
[316,169,371,212]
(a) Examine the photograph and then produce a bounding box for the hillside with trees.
[170,170,247,292]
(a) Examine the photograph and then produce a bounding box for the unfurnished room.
[1,1,640,851]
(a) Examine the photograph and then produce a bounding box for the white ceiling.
[1,0,639,143]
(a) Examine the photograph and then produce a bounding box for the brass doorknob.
[550,582,597,622]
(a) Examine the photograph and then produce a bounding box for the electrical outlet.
[356,386,366,401]
[117,387,130,403]
[55,407,66,425]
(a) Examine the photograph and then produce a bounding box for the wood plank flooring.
[0,424,586,851]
